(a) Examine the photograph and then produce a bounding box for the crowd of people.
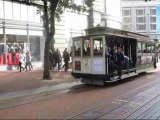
[49,48,71,72]
[18,50,33,72]
[17,47,71,72]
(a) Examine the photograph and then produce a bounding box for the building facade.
[121,0,160,40]
[0,0,121,70]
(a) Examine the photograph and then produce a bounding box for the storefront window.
[29,36,40,61]
[6,29,27,35]
[6,34,27,64]
[0,34,4,55]
[6,35,27,53]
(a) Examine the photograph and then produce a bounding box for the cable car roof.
[73,27,150,42]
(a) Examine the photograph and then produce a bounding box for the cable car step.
[122,68,136,74]
[105,72,138,83]
[81,78,105,86]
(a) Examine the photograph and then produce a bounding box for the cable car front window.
[93,38,103,56]
[74,40,81,56]
[82,38,91,56]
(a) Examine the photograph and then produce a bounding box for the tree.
[10,0,95,79]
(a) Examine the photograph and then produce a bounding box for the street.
[0,68,160,119]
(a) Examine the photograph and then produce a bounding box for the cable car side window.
[142,43,147,54]
[147,43,152,54]
[93,38,103,56]
[74,40,81,56]
[82,38,91,56]
[137,42,142,53]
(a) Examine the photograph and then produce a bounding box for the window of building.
[136,9,145,16]
[21,4,27,21]
[35,7,41,23]
[28,6,35,22]
[150,24,156,30]
[150,17,156,23]
[136,9,146,31]
[123,17,132,23]
[4,1,12,19]
[136,24,146,31]
[123,9,131,16]
[13,3,20,20]
[150,8,156,31]
[136,17,146,23]
[150,9,156,15]
[122,9,132,31]
[0,1,4,18]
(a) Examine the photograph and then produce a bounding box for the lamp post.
[145,0,151,36]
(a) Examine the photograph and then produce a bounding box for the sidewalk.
[0,69,79,95]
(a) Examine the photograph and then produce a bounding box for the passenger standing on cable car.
[105,47,117,73]
[115,46,124,79]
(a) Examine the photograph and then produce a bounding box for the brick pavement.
[0,69,76,94]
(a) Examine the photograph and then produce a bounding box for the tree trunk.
[43,0,59,79]
[43,37,51,79]
[43,0,51,79]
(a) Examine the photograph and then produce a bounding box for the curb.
[0,81,82,101]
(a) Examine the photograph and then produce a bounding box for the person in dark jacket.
[54,49,61,70]
[63,48,70,71]
[114,46,125,79]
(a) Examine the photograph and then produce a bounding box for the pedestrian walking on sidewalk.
[29,51,33,69]
[49,49,55,70]
[25,51,32,71]
[54,49,62,70]
[18,51,25,72]
[63,48,70,71]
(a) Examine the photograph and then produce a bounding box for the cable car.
[71,27,157,85]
